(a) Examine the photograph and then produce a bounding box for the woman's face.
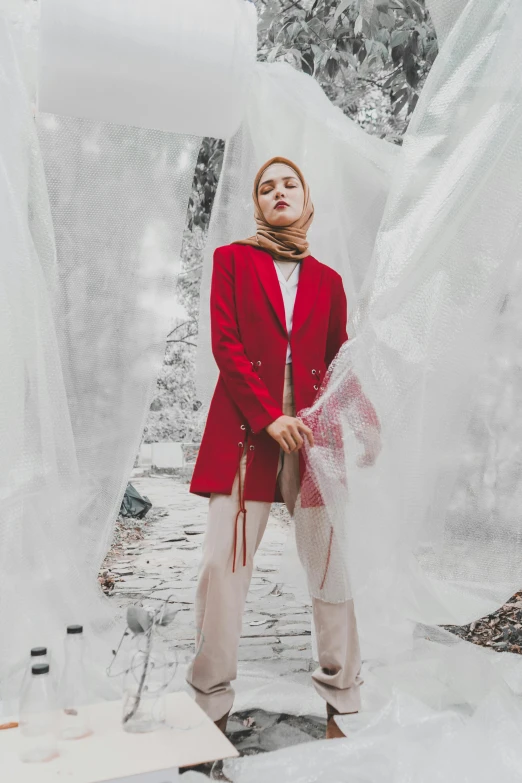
[257,163,305,227]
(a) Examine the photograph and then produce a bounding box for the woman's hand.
[266,416,314,454]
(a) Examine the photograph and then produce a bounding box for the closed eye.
[260,184,297,194]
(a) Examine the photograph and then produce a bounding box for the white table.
[0,692,238,782]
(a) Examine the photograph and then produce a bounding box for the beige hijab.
[234,156,314,261]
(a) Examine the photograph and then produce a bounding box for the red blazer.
[190,243,351,502]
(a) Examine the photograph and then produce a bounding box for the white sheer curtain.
[0,0,255,710]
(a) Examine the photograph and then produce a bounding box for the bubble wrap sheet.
[199,0,522,777]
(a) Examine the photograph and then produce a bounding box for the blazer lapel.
[251,247,288,335]
[292,256,323,336]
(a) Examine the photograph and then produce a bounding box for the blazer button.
[240,424,246,430]
[249,445,255,451]
[238,441,244,448]
[311,369,317,375]
[313,384,319,390]
[256,360,262,366]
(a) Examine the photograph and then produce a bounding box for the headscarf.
[234,156,314,261]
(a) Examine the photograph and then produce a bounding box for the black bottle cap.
[32,663,50,675]
[30,647,47,657]
[67,624,83,635]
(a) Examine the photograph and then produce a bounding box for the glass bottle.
[19,662,59,763]
[58,624,92,740]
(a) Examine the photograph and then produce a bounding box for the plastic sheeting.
[38,0,257,139]
[196,0,522,777]
[296,0,522,639]
[197,0,522,642]
[4,0,522,775]
[0,0,250,711]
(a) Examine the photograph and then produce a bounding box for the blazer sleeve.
[210,246,284,433]
[325,273,381,435]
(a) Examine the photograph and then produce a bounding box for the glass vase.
[122,635,167,733]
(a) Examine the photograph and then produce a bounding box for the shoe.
[325,703,357,739]
[214,709,230,735]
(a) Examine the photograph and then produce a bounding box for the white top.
[273,260,300,364]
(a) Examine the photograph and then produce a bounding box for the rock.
[257,722,314,752]
[231,709,279,733]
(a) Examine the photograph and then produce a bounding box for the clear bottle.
[58,624,92,740]
[20,647,50,696]
[19,662,59,763]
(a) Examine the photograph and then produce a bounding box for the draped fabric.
[4,0,522,775]
[0,2,201,709]
[197,0,522,776]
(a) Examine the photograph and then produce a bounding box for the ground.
[100,468,522,774]
[100,468,326,770]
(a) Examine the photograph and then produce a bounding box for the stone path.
[104,469,326,767]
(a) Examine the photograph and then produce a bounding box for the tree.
[256,0,437,139]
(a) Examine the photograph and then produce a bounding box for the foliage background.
[143,0,437,443]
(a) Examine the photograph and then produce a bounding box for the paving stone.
[106,473,324,763]
[237,645,276,661]
[115,578,163,592]
[239,636,280,647]
[278,634,312,648]
[246,583,280,602]
[276,614,312,625]
[151,587,196,603]
[275,623,311,637]
[161,536,187,543]
[241,623,277,637]
[278,648,313,660]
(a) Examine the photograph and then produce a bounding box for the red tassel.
[242,510,247,567]
[232,508,242,573]
[319,527,334,591]
[233,441,250,572]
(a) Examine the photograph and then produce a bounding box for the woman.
[187,156,380,740]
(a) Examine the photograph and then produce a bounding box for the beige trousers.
[186,365,363,721]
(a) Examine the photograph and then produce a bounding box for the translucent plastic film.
[297,0,522,633]
[1,2,201,708]
[213,2,522,772]
[38,0,257,139]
